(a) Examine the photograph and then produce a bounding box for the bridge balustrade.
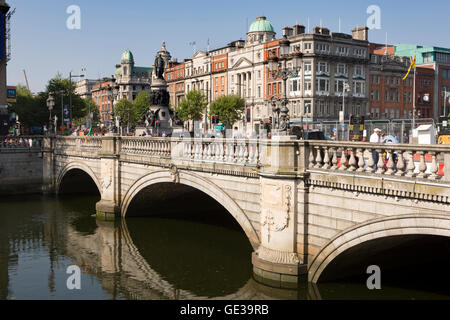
[306,141,448,181]
[120,137,171,157]
[180,138,260,166]
[0,136,43,150]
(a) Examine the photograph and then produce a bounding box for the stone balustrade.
[0,136,43,150]
[55,136,102,154]
[306,141,449,181]
[180,138,261,166]
[120,137,171,157]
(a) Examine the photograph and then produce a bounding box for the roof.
[121,49,134,63]
[248,16,274,33]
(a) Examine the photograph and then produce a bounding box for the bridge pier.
[95,137,120,220]
[252,137,308,287]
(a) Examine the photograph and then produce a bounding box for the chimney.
[352,26,369,41]
[313,26,321,34]
[282,26,293,37]
[293,24,305,35]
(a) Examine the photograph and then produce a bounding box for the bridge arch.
[308,214,450,283]
[121,170,260,248]
[56,162,102,195]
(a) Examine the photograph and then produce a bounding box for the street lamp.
[46,93,55,136]
[107,79,119,135]
[339,82,350,141]
[266,35,302,135]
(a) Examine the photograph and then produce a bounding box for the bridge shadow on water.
[125,182,254,297]
[315,235,450,299]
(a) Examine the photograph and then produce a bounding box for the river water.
[0,194,449,300]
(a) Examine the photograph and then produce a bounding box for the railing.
[180,138,261,166]
[120,137,171,157]
[306,141,448,181]
[55,136,102,153]
[0,136,43,150]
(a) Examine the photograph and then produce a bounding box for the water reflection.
[1,194,450,299]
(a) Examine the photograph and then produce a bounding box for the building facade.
[395,44,450,119]
[75,79,102,100]
[368,54,413,120]
[114,49,152,102]
[91,78,114,124]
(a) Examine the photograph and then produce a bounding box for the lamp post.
[46,93,55,136]
[266,35,302,135]
[107,79,119,135]
[69,71,85,129]
[340,82,350,141]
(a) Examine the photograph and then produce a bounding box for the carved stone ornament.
[170,165,179,184]
[261,185,292,243]
[101,162,113,191]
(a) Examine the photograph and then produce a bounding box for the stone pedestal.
[95,137,120,220]
[253,138,308,287]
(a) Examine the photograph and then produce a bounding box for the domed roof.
[121,49,134,63]
[248,16,274,33]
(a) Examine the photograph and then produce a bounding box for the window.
[258,70,261,79]
[304,100,312,113]
[353,81,365,95]
[304,80,312,91]
[258,86,261,98]
[334,79,347,93]
[316,78,330,92]
[316,62,329,73]
[304,43,312,50]
[304,61,312,73]
[354,65,364,77]
[336,64,347,75]
[221,76,224,86]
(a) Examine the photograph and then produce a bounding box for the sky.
[5,0,450,93]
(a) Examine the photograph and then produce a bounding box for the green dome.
[248,16,274,33]
[121,49,134,63]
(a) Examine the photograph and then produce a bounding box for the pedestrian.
[370,128,381,170]
[233,126,243,139]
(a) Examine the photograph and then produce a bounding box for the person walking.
[232,127,243,139]
[370,128,381,170]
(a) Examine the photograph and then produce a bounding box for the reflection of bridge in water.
[64,217,310,300]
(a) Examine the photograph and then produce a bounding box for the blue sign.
[0,13,4,60]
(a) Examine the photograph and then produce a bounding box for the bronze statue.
[154,54,165,79]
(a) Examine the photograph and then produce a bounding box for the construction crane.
[23,70,30,91]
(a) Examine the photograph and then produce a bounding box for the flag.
[403,55,416,81]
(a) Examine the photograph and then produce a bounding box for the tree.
[72,98,100,128]
[176,90,207,131]
[209,94,245,128]
[114,98,140,130]
[133,91,150,119]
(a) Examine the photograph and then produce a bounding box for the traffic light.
[155,121,161,128]
[211,115,219,124]
[269,116,273,124]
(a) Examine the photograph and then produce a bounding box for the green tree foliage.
[114,98,140,128]
[209,94,245,128]
[176,90,207,123]
[9,73,92,130]
[72,98,100,128]
[133,91,150,119]
[9,85,48,128]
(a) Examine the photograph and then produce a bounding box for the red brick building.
[91,78,115,124]
[211,53,228,101]
[369,54,413,119]
[165,61,185,107]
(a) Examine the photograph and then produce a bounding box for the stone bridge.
[37,135,450,285]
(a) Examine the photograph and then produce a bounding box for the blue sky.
[6,0,450,92]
